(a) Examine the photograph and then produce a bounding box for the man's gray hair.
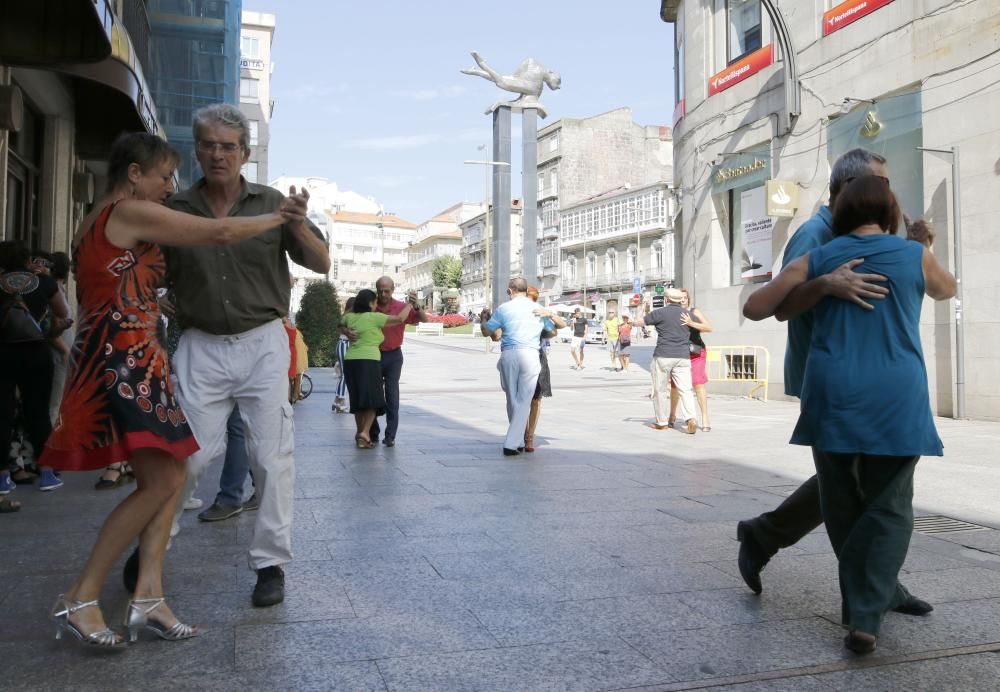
[192,103,251,151]
[508,277,528,293]
[830,148,887,205]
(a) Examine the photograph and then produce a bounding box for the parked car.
[585,319,607,345]
[556,325,572,343]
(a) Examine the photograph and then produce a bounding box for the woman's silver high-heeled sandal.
[125,597,198,642]
[51,595,126,649]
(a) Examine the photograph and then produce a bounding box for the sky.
[263,1,676,224]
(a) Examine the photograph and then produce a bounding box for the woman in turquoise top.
[342,288,413,448]
[744,176,956,654]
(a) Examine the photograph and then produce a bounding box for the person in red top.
[346,276,427,447]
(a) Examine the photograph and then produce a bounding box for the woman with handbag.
[669,288,713,431]
[617,315,634,372]
[0,241,72,502]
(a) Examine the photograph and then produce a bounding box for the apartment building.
[238,10,274,184]
[460,202,523,313]
[536,108,673,308]
[401,202,482,312]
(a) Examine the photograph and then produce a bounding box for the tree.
[432,256,462,289]
[295,280,341,367]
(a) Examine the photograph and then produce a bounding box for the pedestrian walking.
[332,297,354,413]
[743,174,956,654]
[603,309,621,370]
[617,315,633,372]
[569,308,587,369]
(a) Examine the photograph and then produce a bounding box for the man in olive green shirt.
[124,104,329,608]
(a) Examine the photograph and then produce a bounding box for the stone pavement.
[4,336,1000,691]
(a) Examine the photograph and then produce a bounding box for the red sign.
[823,0,896,36]
[630,294,642,306]
[708,45,774,97]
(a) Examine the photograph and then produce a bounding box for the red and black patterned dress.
[40,202,199,470]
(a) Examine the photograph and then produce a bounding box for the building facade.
[460,203,523,313]
[401,201,481,312]
[148,0,242,187]
[559,183,676,318]
[238,10,274,184]
[536,107,674,304]
[661,0,1000,418]
[0,0,161,255]
[269,175,382,316]
[330,210,417,297]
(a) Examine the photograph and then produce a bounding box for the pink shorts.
[671,350,708,388]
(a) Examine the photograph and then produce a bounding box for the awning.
[0,0,113,66]
[58,13,161,154]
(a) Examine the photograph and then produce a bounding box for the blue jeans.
[369,348,403,442]
[215,404,251,507]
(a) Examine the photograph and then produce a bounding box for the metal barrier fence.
[705,346,769,401]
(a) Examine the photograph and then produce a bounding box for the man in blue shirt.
[481,278,555,455]
[735,148,933,617]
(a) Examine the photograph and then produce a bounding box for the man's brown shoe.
[685,419,698,434]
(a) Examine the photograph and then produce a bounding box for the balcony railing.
[560,266,675,291]
[560,221,666,249]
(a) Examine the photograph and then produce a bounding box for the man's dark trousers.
[369,347,403,443]
[744,475,823,555]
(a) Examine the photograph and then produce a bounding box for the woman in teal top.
[342,288,412,448]
[744,176,956,654]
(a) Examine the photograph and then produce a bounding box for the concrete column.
[491,106,511,308]
[521,108,538,284]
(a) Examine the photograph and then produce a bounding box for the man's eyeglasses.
[196,140,242,154]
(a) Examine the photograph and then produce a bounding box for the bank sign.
[708,45,773,97]
[823,0,896,36]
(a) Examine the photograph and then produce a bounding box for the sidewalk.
[4,338,1000,690]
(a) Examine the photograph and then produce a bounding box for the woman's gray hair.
[830,148,887,205]
[192,103,251,150]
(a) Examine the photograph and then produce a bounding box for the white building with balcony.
[269,175,382,315]
[331,210,418,297]
[401,202,482,311]
[559,183,676,318]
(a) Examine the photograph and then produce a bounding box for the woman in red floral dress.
[42,133,292,649]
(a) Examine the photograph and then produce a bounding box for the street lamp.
[464,152,510,309]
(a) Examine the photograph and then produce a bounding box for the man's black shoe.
[122,546,140,593]
[736,520,770,595]
[893,595,934,616]
[502,448,521,456]
[252,565,285,607]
